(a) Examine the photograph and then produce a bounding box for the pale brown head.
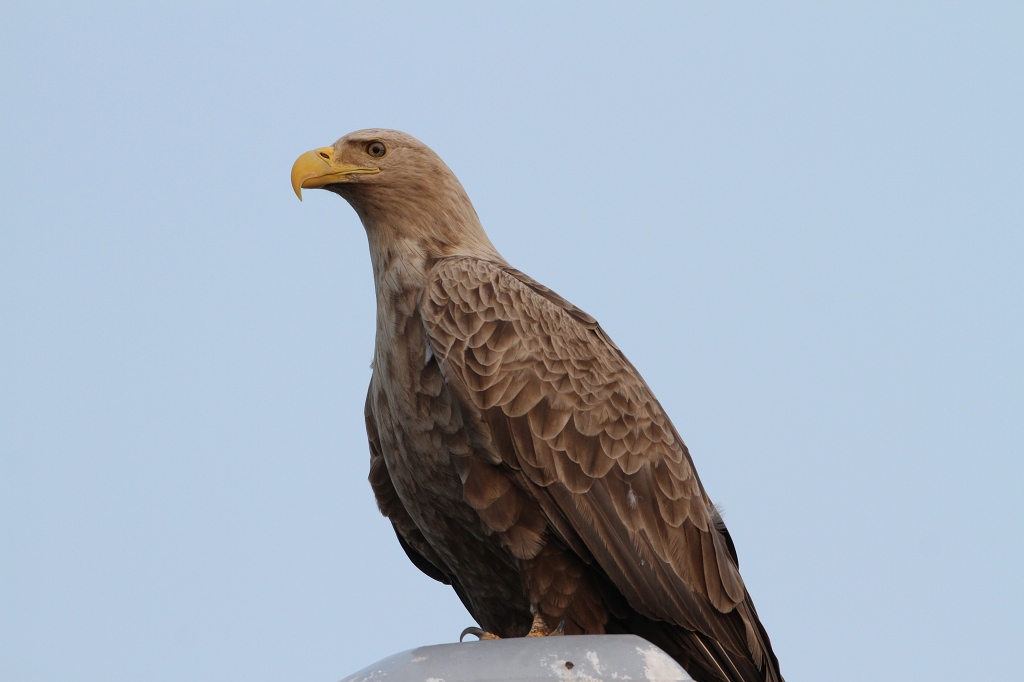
[292,129,500,260]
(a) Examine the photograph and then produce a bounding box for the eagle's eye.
[366,141,387,158]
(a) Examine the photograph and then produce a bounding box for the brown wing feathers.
[420,257,780,682]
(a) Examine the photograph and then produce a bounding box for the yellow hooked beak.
[290,147,381,200]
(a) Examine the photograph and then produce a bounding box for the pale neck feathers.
[335,151,505,290]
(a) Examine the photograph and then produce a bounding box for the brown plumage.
[291,129,783,682]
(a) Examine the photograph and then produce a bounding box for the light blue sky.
[2,4,1021,681]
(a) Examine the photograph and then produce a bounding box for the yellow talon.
[526,613,565,637]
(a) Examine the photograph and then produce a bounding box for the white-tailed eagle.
[292,130,783,682]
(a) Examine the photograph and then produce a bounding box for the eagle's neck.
[341,176,504,283]
[339,180,506,353]
[366,234,426,370]
[360,216,504,302]
[367,232,431,303]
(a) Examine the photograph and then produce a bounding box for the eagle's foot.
[460,627,500,642]
[525,612,565,637]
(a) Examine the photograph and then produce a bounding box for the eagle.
[291,129,783,682]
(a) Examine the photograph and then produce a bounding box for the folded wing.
[419,257,778,681]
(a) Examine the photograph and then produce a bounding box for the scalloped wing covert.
[420,257,776,677]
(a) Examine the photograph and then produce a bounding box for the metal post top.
[341,634,694,682]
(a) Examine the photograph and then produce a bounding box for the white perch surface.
[340,634,694,682]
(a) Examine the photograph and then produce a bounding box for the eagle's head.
[292,129,498,260]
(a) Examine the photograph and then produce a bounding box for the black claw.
[460,626,486,642]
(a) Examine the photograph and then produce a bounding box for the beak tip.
[292,147,340,202]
